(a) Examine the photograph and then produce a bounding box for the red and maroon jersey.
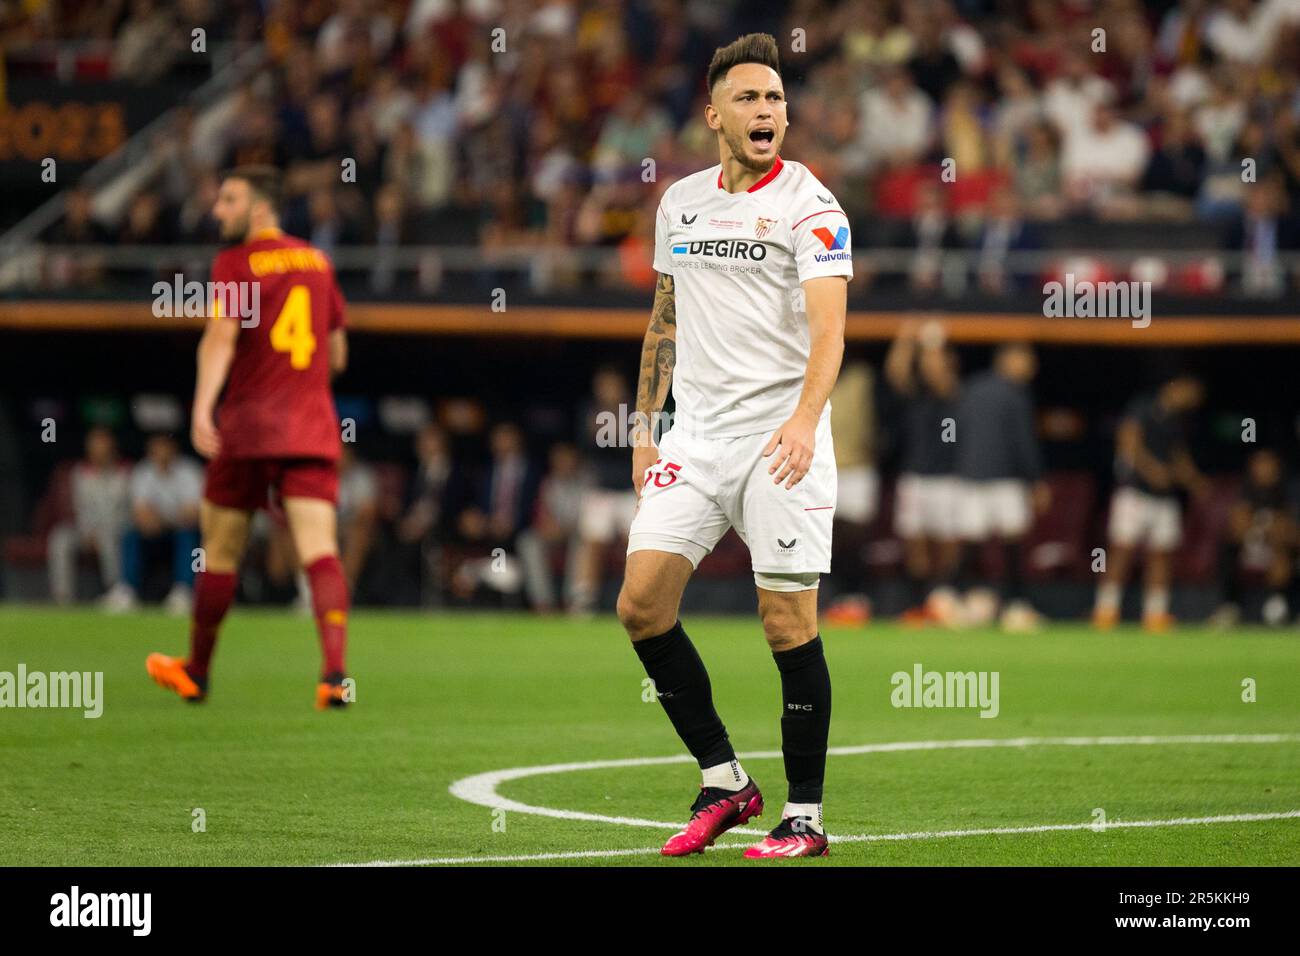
[209,229,346,461]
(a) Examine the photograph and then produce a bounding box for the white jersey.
[653,157,853,439]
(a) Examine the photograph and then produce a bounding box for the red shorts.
[204,456,338,512]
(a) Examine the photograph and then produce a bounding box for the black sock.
[1218,543,1243,604]
[952,542,976,591]
[773,636,831,804]
[1001,540,1025,602]
[632,621,735,770]
[908,573,929,608]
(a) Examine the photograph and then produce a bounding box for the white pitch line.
[445,733,1300,835]
[337,809,1300,867]
[330,733,1300,866]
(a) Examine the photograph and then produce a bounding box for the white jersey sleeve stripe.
[791,208,848,230]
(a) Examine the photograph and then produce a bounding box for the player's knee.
[201,537,242,573]
[616,586,668,640]
[760,612,806,651]
[296,540,338,568]
[758,599,817,652]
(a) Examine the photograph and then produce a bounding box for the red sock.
[306,554,349,678]
[188,570,236,678]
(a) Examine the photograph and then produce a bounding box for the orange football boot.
[1092,607,1119,631]
[145,653,207,702]
[315,674,351,710]
[1142,613,1175,634]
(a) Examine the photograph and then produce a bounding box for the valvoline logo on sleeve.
[812,225,848,251]
[811,225,850,262]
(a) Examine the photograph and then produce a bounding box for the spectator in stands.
[991,65,1043,169]
[317,0,397,72]
[119,191,173,245]
[1228,174,1300,297]
[175,170,222,243]
[451,421,539,603]
[47,427,130,606]
[105,433,202,614]
[407,70,459,210]
[516,442,592,612]
[939,80,990,179]
[1204,0,1278,65]
[1210,448,1296,627]
[53,186,110,244]
[286,93,349,199]
[572,366,639,615]
[1141,108,1207,212]
[1093,373,1208,632]
[1154,0,1212,70]
[904,1,967,105]
[47,185,109,287]
[398,422,460,605]
[1042,49,1114,142]
[974,185,1039,293]
[111,0,179,83]
[303,188,362,257]
[591,88,672,183]
[369,183,408,292]
[1061,102,1152,217]
[949,343,1050,631]
[364,68,417,143]
[1014,120,1064,221]
[906,181,958,292]
[850,65,934,174]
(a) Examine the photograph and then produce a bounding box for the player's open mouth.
[749,127,775,152]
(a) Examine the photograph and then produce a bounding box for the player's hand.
[763,410,817,490]
[632,442,659,498]
[1032,481,1052,515]
[191,411,221,460]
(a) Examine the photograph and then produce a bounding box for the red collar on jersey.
[248,228,284,242]
[717,156,784,193]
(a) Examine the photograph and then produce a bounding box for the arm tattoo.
[649,272,676,332]
[650,338,675,410]
[635,272,677,437]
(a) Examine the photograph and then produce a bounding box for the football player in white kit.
[615,33,851,859]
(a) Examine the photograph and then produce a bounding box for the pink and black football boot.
[743,815,830,858]
[660,778,764,856]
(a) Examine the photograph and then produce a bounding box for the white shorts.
[956,479,1031,539]
[627,415,836,579]
[836,464,879,525]
[1108,486,1181,550]
[578,488,639,543]
[893,473,961,539]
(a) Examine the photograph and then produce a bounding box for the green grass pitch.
[1,606,1297,866]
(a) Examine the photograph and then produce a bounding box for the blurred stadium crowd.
[5,0,1300,296]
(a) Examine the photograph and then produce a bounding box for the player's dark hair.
[707,33,781,93]
[222,164,282,214]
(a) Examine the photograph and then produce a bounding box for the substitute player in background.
[146,165,353,709]
[618,34,850,859]
[1093,372,1207,632]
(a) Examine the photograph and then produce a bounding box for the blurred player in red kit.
[146,165,353,709]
